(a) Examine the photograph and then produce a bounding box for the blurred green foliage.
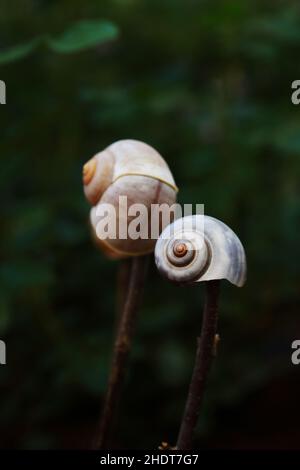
[0,0,300,449]
[0,19,119,64]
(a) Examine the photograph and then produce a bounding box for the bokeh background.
[0,0,300,449]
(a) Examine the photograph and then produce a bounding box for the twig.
[116,258,131,328]
[93,255,149,449]
[176,280,220,450]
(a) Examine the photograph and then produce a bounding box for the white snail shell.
[83,139,178,259]
[155,215,246,287]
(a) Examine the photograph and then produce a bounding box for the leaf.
[0,38,40,65]
[47,20,119,53]
[0,20,119,64]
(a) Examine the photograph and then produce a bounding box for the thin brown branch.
[93,255,149,449]
[176,280,220,450]
[115,258,131,329]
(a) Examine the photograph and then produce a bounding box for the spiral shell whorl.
[83,139,178,207]
[155,215,246,287]
[161,234,211,283]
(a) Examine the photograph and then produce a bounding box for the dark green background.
[0,0,299,449]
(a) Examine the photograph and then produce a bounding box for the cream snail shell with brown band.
[84,140,178,448]
[82,139,178,259]
[155,214,246,287]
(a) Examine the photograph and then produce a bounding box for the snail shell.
[83,139,178,259]
[155,215,246,287]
